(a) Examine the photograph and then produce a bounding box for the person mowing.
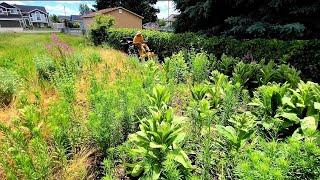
[133,31,150,57]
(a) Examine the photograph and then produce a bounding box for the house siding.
[83,8,142,30]
[109,9,142,29]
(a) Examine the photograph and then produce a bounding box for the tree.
[95,0,159,23]
[50,14,60,23]
[79,3,92,15]
[158,19,166,27]
[173,0,320,39]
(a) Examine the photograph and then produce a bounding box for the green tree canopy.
[95,0,159,23]
[50,14,60,23]
[79,4,92,15]
[173,0,320,39]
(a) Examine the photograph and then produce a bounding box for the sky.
[3,1,178,19]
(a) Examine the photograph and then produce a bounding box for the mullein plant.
[275,81,320,139]
[128,85,193,179]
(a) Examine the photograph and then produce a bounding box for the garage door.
[0,20,21,27]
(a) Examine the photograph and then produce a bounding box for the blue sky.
[4,1,178,19]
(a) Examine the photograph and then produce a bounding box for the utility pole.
[168,0,170,18]
[64,5,66,17]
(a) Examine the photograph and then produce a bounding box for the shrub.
[90,14,115,45]
[105,28,320,82]
[0,67,20,107]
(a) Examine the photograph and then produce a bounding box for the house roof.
[82,7,143,19]
[166,14,178,21]
[14,4,47,14]
[58,15,69,20]
[70,15,82,21]
[0,2,16,8]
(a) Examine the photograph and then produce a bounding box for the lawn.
[0,33,319,179]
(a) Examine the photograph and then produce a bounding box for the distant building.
[164,14,178,31]
[143,22,159,30]
[15,4,49,28]
[70,15,84,29]
[0,2,49,31]
[57,15,69,22]
[82,7,144,30]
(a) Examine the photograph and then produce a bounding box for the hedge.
[105,28,320,82]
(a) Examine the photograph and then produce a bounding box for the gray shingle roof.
[15,4,47,13]
[0,2,15,8]
[70,15,82,21]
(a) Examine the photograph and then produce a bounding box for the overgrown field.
[0,33,319,179]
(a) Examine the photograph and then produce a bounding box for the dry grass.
[62,147,96,180]
[0,166,5,180]
[0,33,133,179]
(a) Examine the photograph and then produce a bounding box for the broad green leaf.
[132,163,144,177]
[152,165,161,180]
[171,150,193,169]
[292,129,303,140]
[216,125,237,143]
[277,112,300,123]
[282,97,295,108]
[314,102,320,110]
[150,142,164,149]
[248,102,261,107]
[300,116,317,135]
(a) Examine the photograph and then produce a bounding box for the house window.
[10,8,18,14]
[119,9,122,13]
[0,9,3,14]
[36,12,41,21]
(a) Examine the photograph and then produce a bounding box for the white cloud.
[45,5,78,16]
[155,1,178,19]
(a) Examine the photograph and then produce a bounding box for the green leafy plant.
[216,54,239,76]
[235,139,320,179]
[89,52,102,64]
[0,105,52,179]
[34,56,56,81]
[275,81,320,137]
[249,83,289,133]
[232,61,260,90]
[129,86,193,179]
[277,64,300,87]
[216,112,257,150]
[0,67,21,107]
[163,52,189,84]
[190,52,210,83]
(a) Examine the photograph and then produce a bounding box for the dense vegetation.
[103,28,320,82]
[0,33,319,179]
[173,0,320,39]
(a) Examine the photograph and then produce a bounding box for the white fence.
[51,23,65,31]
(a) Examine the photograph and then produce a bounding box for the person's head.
[136,31,142,36]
